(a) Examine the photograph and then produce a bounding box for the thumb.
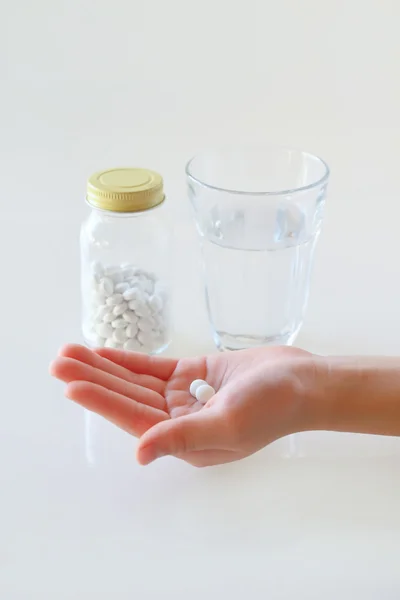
[137,410,226,465]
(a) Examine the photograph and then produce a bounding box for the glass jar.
[80,167,170,354]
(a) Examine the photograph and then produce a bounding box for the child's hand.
[50,344,320,467]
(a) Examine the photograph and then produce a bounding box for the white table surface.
[3,0,400,597]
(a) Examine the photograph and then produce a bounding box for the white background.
[2,0,400,598]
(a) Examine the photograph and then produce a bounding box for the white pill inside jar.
[122,310,138,324]
[103,312,115,323]
[123,288,139,301]
[128,276,140,287]
[124,339,142,351]
[152,329,164,341]
[106,294,124,306]
[189,379,207,398]
[112,318,127,329]
[92,335,105,347]
[113,301,128,316]
[104,265,119,276]
[98,277,114,296]
[142,279,154,294]
[137,331,154,347]
[138,317,154,332]
[91,261,104,279]
[134,303,151,318]
[149,294,163,313]
[128,300,138,311]
[105,337,119,348]
[95,322,114,339]
[121,266,135,280]
[195,384,215,405]
[152,314,165,331]
[113,328,128,344]
[89,277,99,292]
[115,282,130,294]
[111,272,124,285]
[126,323,138,338]
[95,305,109,321]
[92,291,106,305]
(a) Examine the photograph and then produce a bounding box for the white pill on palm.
[195,384,215,405]
[189,379,207,397]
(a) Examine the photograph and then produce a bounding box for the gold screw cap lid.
[87,168,165,212]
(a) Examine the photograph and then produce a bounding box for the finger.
[50,357,166,411]
[136,409,229,465]
[96,348,177,381]
[66,381,169,437]
[58,344,166,396]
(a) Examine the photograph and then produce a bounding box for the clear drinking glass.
[186,147,330,351]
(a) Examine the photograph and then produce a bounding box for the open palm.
[50,343,310,467]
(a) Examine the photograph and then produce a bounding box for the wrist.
[297,355,371,433]
[302,355,400,436]
[290,355,329,433]
[300,355,341,432]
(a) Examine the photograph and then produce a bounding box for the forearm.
[309,357,400,437]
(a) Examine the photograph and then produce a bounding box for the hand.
[50,344,320,467]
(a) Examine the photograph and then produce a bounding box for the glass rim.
[185,145,330,197]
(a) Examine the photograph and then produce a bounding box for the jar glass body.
[80,203,170,354]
